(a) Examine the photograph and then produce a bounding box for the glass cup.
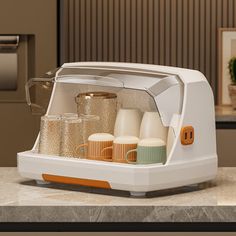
[38,115,62,155]
[60,114,100,158]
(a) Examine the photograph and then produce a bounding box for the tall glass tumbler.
[60,115,100,158]
[38,115,62,155]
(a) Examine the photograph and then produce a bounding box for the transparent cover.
[25,78,53,115]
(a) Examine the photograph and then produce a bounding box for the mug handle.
[76,143,88,158]
[101,146,113,162]
[125,149,137,164]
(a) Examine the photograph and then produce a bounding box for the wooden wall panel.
[60,0,236,98]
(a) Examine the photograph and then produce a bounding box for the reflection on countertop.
[0,167,235,222]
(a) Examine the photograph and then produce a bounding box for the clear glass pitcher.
[75,92,117,134]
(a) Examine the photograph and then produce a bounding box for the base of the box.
[17,151,217,194]
[35,180,50,185]
[130,191,146,197]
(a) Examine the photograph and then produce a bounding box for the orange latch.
[180,126,194,145]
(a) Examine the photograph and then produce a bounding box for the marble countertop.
[0,167,236,222]
[215,105,236,122]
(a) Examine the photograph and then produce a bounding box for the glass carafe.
[75,92,117,134]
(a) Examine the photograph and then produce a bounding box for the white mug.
[114,108,142,137]
[139,112,168,142]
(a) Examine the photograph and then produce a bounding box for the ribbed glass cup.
[60,114,99,158]
[38,115,62,155]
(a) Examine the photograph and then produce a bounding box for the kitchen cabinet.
[217,129,236,167]
[0,0,57,166]
[215,106,236,167]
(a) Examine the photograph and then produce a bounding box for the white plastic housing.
[17,62,217,194]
